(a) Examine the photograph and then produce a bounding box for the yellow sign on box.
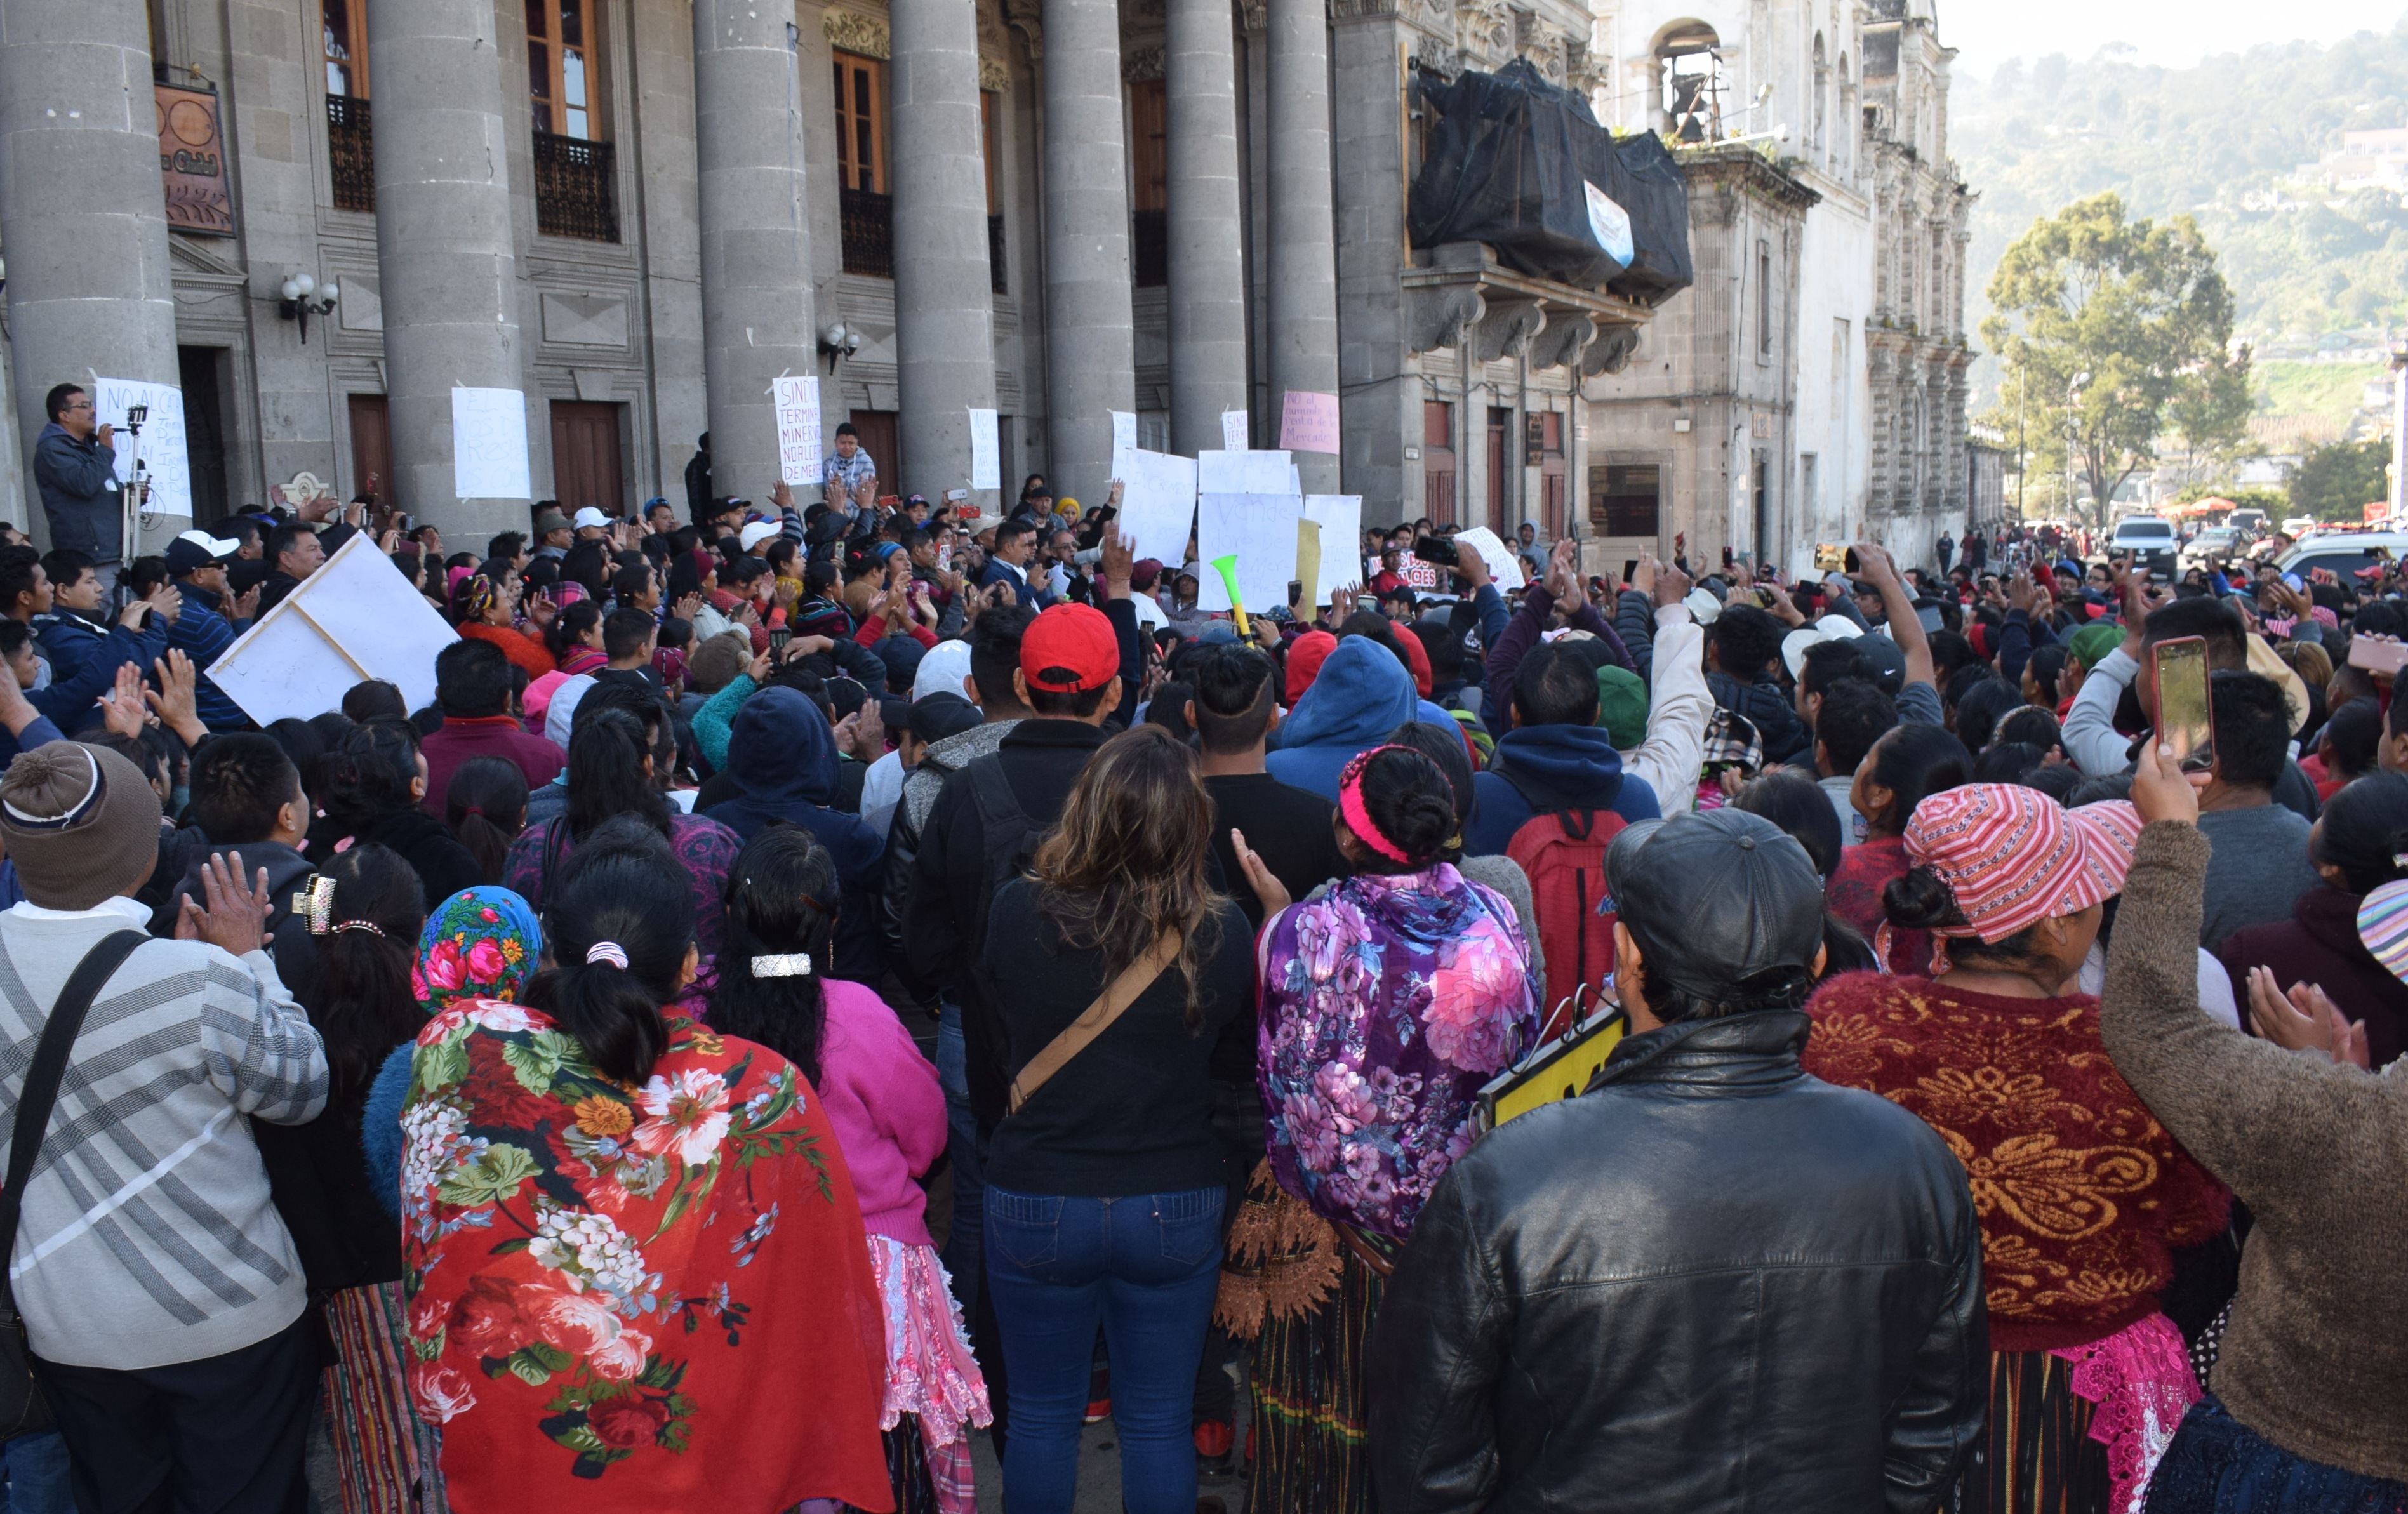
[1474,1004,1628,1134]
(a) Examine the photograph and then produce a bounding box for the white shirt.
[2076,939,2241,1030]
[8,895,154,926]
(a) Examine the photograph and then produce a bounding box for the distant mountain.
[1952,27,2408,409]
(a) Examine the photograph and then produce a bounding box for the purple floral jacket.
[1256,865,1541,1240]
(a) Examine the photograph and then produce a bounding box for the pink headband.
[1336,745,1418,865]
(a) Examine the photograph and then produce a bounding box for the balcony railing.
[1133,207,1167,288]
[532,132,619,242]
[841,187,894,277]
[988,214,1008,296]
[327,94,374,213]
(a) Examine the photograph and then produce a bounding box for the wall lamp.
[278,270,340,343]
[818,320,863,372]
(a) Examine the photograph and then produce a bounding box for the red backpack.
[1503,806,1627,1042]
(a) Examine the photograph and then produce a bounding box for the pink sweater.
[816,979,947,1247]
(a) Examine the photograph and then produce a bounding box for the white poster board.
[207,530,458,726]
[1109,410,1138,483]
[967,407,1001,489]
[1221,409,1249,452]
[1197,493,1303,614]
[1583,180,1634,265]
[1451,526,1528,591]
[1197,449,1293,496]
[1115,448,1198,566]
[93,377,192,529]
[451,387,532,500]
[1301,495,1363,603]
[775,375,823,487]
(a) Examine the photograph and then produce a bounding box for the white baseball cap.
[1780,618,1863,680]
[738,520,782,552]
[572,507,613,530]
[1684,587,1723,625]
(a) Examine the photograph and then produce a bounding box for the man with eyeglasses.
[33,384,124,567]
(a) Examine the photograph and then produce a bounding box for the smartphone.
[769,627,792,654]
[2348,636,2408,676]
[1814,544,1846,573]
[1915,604,1945,634]
[1622,559,1640,584]
[1411,535,1459,568]
[2151,635,2215,776]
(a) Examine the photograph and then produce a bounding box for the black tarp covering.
[1409,60,1694,305]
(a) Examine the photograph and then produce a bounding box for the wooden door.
[549,400,625,513]
[347,393,390,506]
[848,409,901,500]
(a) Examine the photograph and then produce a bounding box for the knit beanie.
[1,744,163,910]
[2065,621,2122,675]
[1596,664,1649,750]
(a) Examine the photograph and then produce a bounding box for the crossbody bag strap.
[0,930,148,1301]
[1007,929,1180,1116]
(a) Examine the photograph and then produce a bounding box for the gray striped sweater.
[0,904,328,1370]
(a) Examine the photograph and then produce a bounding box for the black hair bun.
[1883,866,1966,932]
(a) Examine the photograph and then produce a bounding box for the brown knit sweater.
[2102,821,2408,1481]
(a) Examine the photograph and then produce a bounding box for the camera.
[1411,535,1459,568]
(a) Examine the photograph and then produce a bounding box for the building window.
[983,90,1006,295]
[1487,407,1513,529]
[324,0,367,98]
[835,53,891,275]
[1528,412,1566,538]
[1656,23,1722,143]
[527,0,595,140]
[1423,401,1456,526]
[1130,79,1167,288]
[1591,464,1660,537]
[1757,240,1774,360]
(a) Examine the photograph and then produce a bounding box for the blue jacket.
[167,582,248,729]
[30,609,120,687]
[1267,636,1465,801]
[978,557,1052,609]
[701,686,887,982]
[1465,722,1661,856]
[32,422,120,562]
[23,614,168,732]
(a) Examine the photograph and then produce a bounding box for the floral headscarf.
[415,886,542,1009]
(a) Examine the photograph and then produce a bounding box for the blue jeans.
[935,1004,985,1317]
[0,1431,73,1514]
[985,1186,1225,1514]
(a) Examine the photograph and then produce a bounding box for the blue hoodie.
[1267,636,1465,800]
[1464,722,1660,856]
[701,686,887,981]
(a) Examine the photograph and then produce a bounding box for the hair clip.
[331,920,385,938]
[297,875,338,935]
[752,952,813,978]
[585,941,630,969]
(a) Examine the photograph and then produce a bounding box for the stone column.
[1165,0,1246,457]
[367,0,528,536]
[890,0,997,502]
[1266,0,1338,489]
[693,1,818,508]
[1041,0,1135,501]
[0,0,183,556]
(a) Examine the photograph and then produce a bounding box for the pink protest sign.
[1279,390,1340,453]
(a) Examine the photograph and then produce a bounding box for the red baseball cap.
[1021,603,1120,693]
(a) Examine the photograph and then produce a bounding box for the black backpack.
[960,756,1044,1129]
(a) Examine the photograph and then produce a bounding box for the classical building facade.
[0,0,1665,550]
[1582,0,1972,574]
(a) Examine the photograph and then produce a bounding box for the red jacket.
[457,619,555,679]
[420,714,566,816]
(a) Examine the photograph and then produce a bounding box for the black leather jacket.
[1368,1010,1986,1514]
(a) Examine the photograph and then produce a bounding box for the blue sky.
[1944,1,2406,76]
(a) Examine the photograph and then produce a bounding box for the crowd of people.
[0,417,2400,1514]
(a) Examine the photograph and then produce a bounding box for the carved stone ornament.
[1406,285,1485,354]
[1455,0,1511,67]
[1238,0,1266,34]
[1528,312,1596,371]
[1581,324,1640,376]
[1122,43,1166,81]
[823,8,891,59]
[1472,300,1545,362]
[272,471,333,511]
[1002,0,1042,58]
[980,55,1011,90]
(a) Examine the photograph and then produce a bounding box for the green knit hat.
[1596,664,1649,748]
[2065,621,2123,674]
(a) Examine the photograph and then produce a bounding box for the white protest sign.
[1221,409,1249,451]
[968,407,1001,489]
[1197,493,1303,614]
[1197,449,1293,496]
[1109,410,1138,482]
[1301,495,1363,603]
[451,387,532,500]
[775,375,823,486]
[1116,448,1198,566]
[1451,526,1528,590]
[93,376,192,529]
[207,529,459,725]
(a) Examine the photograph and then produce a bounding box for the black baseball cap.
[1606,809,1825,1011]
[1851,630,1907,696]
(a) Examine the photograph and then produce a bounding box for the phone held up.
[2348,635,2408,678]
[1410,535,1459,568]
[2150,635,2215,776]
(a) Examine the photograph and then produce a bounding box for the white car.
[2277,532,2408,582]
[2108,516,2178,575]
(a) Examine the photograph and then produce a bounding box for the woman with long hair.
[318,715,484,905]
[1804,783,2228,1514]
[545,599,608,678]
[1225,743,1541,1514]
[444,755,528,886]
[976,725,1254,1514]
[708,829,989,1513]
[397,849,893,1511]
[1826,722,1973,973]
[252,844,441,1514]
[502,705,741,974]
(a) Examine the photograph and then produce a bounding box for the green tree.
[2164,342,2254,483]
[1979,193,2235,530]
[2287,439,2391,522]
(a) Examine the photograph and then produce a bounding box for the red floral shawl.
[399,999,893,1511]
